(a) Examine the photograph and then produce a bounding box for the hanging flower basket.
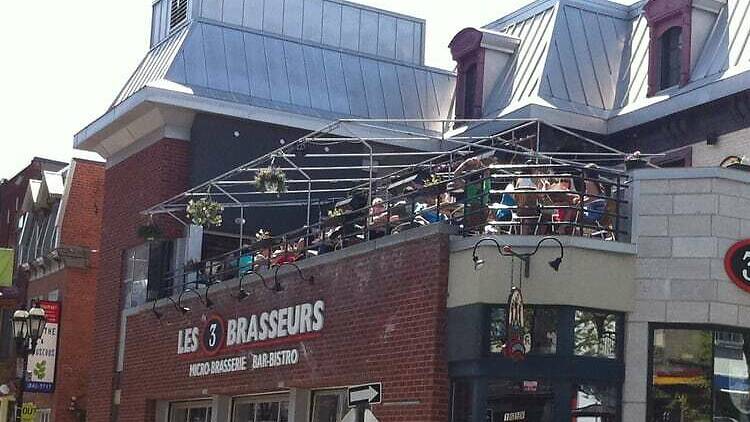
[137,224,163,241]
[186,198,224,228]
[255,167,287,194]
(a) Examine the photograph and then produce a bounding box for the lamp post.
[12,303,47,422]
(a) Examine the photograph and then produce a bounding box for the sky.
[0,0,633,179]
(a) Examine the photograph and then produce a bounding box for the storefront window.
[232,396,289,422]
[489,307,558,356]
[572,384,619,421]
[574,310,619,359]
[311,390,346,422]
[648,328,750,421]
[486,379,554,422]
[170,401,213,422]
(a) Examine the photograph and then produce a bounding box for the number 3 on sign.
[725,241,750,293]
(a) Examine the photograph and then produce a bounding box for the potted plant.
[255,167,287,193]
[326,207,345,226]
[624,151,649,170]
[137,223,163,241]
[186,198,224,228]
[421,174,444,195]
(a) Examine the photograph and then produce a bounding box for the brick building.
[0,158,66,418]
[73,0,750,422]
[0,157,105,422]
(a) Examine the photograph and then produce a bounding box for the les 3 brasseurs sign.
[176,300,325,377]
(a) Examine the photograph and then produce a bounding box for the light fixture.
[12,309,29,342]
[28,305,47,341]
[178,289,207,314]
[152,296,185,319]
[472,236,564,278]
[272,262,314,292]
[236,270,266,301]
[472,255,485,271]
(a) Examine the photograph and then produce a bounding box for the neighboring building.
[0,157,105,422]
[0,158,66,417]
[74,1,750,422]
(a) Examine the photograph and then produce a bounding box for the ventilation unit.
[169,0,189,31]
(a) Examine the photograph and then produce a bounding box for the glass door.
[311,390,347,422]
[169,401,213,422]
[232,395,289,422]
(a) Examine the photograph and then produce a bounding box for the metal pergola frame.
[144,118,651,244]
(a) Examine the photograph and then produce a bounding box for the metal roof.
[112,0,453,133]
[480,0,750,133]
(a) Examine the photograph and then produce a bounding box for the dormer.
[449,28,520,120]
[151,0,192,47]
[645,0,727,96]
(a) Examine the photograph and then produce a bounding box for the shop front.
[115,227,452,422]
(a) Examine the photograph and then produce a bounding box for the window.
[659,27,682,90]
[489,306,558,356]
[463,64,478,119]
[574,310,619,359]
[123,244,149,309]
[170,401,212,422]
[169,0,189,31]
[649,327,750,421]
[571,384,619,421]
[232,396,289,422]
[311,390,346,422]
[47,290,59,302]
[122,241,176,309]
[35,409,51,422]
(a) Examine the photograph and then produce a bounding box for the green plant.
[33,361,47,379]
[424,174,442,187]
[186,198,223,227]
[327,208,345,218]
[137,224,163,241]
[255,167,287,193]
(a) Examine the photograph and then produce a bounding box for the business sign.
[725,240,750,293]
[178,300,324,376]
[348,383,382,407]
[25,301,61,393]
[505,288,526,361]
[187,348,300,377]
[20,403,37,422]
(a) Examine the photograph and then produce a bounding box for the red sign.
[725,240,750,293]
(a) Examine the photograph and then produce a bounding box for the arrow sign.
[348,383,382,407]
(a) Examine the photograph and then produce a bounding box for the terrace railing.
[151,162,630,299]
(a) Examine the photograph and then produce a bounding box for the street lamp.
[12,303,47,422]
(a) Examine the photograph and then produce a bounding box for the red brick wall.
[120,232,450,422]
[88,140,190,422]
[60,159,105,253]
[19,159,106,422]
[24,268,97,422]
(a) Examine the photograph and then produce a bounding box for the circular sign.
[725,240,750,293]
[201,315,226,355]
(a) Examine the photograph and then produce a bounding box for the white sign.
[189,356,248,377]
[26,301,60,393]
[177,300,325,356]
[250,348,299,370]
